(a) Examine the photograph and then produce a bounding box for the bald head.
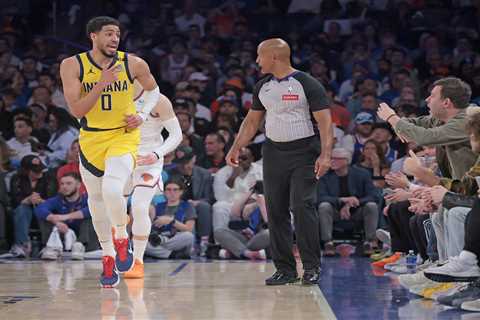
[258,38,291,62]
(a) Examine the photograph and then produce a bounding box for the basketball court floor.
[0,257,474,319]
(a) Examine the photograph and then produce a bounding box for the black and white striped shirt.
[252,71,330,142]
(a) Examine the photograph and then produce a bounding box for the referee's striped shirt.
[251,70,331,142]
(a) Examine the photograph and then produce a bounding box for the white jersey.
[136,96,164,155]
[124,96,166,193]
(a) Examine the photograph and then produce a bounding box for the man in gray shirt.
[226,38,333,286]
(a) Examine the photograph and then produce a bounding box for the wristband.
[386,114,396,122]
[153,151,160,160]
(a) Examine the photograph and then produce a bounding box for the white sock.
[99,240,116,258]
[133,238,147,263]
[459,250,478,265]
[114,225,129,239]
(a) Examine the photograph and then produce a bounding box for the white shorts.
[124,159,164,196]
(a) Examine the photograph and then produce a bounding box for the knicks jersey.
[135,94,164,155]
[76,51,140,177]
[76,50,135,129]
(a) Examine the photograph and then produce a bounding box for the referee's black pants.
[262,136,321,274]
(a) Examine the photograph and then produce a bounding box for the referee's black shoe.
[265,271,299,286]
[302,268,320,286]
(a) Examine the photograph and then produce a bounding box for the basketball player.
[60,16,161,287]
[123,80,182,279]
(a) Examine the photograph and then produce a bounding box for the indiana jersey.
[76,50,135,130]
[76,51,140,177]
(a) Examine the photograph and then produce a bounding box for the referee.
[226,38,333,286]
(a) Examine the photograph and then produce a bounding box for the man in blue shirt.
[35,172,98,260]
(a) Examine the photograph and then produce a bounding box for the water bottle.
[406,250,417,272]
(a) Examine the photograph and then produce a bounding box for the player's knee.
[131,202,150,218]
[132,216,151,236]
[102,175,123,200]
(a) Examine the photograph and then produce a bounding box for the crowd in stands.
[1,0,480,311]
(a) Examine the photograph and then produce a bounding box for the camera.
[251,180,264,195]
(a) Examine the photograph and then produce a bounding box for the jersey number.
[101,94,112,111]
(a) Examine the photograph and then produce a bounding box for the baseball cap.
[21,154,45,173]
[173,146,195,164]
[189,72,209,81]
[354,112,374,125]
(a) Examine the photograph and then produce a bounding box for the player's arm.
[130,55,160,120]
[136,95,182,166]
[225,109,265,166]
[60,56,116,118]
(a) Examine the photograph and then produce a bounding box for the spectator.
[215,189,269,260]
[212,146,262,232]
[355,139,390,188]
[199,132,227,174]
[9,155,56,257]
[7,117,39,167]
[342,112,375,164]
[28,103,50,145]
[370,123,398,164]
[145,180,196,259]
[0,96,14,140]
[35,173,98,260]
[167,146,214,256]
[20,56,39,88]
[30,86,56,112]
[176,110,206,160]
[317,148,380,256]
[174,1,206,36]
[37,72,67,109]
[56,139,86,194]
[44,108,79,168]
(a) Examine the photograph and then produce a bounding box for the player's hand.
[137,153,159,166]
[100,64,121,86]
[315,154,331,179]
[125,114,143,129]
[226,147,240,167]
[377,102,396,122]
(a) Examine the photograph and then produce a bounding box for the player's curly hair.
[86,16,120,39]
